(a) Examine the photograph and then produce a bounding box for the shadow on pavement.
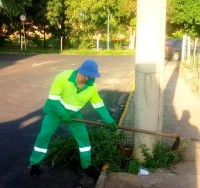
[0,89,129,188]
[0,54,37,69]
[163,61,199,187]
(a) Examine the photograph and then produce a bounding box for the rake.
[72,118,181,151]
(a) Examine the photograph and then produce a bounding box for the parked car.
[165,38,182,61]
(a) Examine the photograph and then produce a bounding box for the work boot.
[75,174,95,188]
[30,165,41,178]
[85,166,99,179]
[75,166,97,188]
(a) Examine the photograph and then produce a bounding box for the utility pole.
[107,10,110,50]
[20,15,26,51]
[134,0,166,161]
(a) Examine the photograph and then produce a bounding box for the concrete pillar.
[134,0,166,161]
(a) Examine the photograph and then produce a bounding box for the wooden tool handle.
[72,118,178,139]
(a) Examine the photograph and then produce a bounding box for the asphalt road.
[0,54,135,188]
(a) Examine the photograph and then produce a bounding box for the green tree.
[0,0,136,49]
[46,0,72,49]
[0,0,49,48]
[66,0,136,49]
[67,0,121,48]
[26,0,50,48]
[0,5,22,46]
[1,0,31,16]
[167,0,200,37]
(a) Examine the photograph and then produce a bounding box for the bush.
[44,127,130,172]
[140,141,185,171]
[44,135,79,168]
[89,127,130,173]
[128,159,141,174]
[44,128,186,174]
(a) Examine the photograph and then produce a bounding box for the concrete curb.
[95,169,108,188]
[118,83,135,127]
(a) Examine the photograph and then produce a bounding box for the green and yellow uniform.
[29,70,115,169]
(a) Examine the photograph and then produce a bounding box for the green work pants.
[29,112,91,169]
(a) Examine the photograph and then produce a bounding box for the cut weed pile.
[44,127,188,174]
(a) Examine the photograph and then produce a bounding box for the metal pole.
[23,22,26,50]
[97,38,99,50]
[107,11,110,50]
[60,36,63,51]
[187,36,191,64]
[181,35,186,63]
[21,34,23,51]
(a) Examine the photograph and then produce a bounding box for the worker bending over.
[29,59,117,177]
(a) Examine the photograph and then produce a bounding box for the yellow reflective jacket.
[46,70,104,112]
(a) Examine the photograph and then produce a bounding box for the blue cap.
[77,59,100,78]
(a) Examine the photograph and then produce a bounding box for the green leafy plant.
[88,127,130,173]
[128,159,141,174]
[44,128,187,175]
[44,127,131,172]
[140,141,185,170]
[44,135,79,168]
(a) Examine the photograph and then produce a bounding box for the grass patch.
[61,49,135,55]
[0,47,135,55]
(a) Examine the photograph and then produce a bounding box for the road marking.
[32,61,55,67]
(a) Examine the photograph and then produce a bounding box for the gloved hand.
[103,118,118,131]
[62,112,72,122]
[108,121,118,131]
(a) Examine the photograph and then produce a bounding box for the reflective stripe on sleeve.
[48,95,81,112]
[60,99,80,112]
[79,146,91,152]
[92,101,104,108]
[34,146,47,153]
[48,94,61,100]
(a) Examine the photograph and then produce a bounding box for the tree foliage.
[45,0,136,48]
[67,0,137,34]
[167,0,200,37]
[3,0,200,48]
[0,0,136,48]
[0,0,49,47]
[1,0,31,16]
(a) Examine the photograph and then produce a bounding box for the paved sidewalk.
[97,61,200,188]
